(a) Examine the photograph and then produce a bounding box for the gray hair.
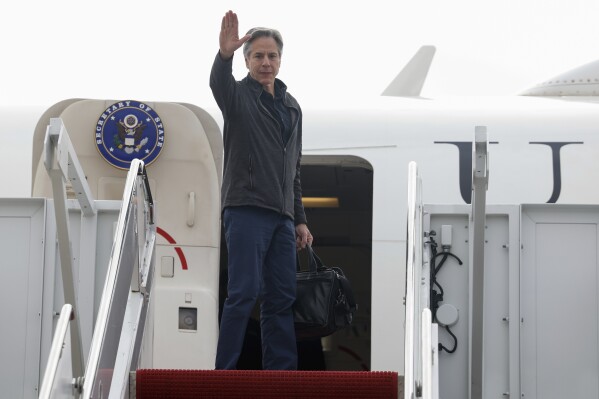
[243,27,284,59]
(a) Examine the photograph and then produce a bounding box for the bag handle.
[307,244,324,271]
[296,244,324,272]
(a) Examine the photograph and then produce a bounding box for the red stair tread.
[136,369,399,399]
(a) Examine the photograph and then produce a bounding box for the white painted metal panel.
[426,205,520,399]
[480,214,510,398]
[521,205,599,399]
[425,208,470,399]
[151,245,220,369]
[0,198,45,398]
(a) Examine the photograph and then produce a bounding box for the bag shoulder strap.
[334,269,357,311]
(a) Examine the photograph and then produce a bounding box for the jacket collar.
[243,73,288,99]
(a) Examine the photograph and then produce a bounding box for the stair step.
[136,369,402,398]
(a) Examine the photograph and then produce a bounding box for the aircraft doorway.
[218,155,373,371]
[300,156,373,370]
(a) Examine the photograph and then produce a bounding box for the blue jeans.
[215,206,297,370]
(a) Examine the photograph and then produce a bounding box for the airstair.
[407,126,599,399]
[402,127,489,399]
[36,118,156,398]
[32,118,400,398]
[16,107,401,398]
[7,100,599,398]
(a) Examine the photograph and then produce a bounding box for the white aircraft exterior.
[2,46,599,398]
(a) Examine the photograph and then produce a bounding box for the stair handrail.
[405,161,439,399]
[38,304,74,399]
[44,118,96,384]
[421,308,434,399]
[80,158,155,398]
[469,127,489,399]
[404,161,424,398]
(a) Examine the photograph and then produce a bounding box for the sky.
[2,0,599,196]
[2,0,599,109]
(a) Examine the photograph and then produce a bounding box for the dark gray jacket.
[210,52,307,225]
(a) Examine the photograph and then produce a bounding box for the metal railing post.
[405,161,425,398]
[469,127,489,399]
[38,304,74,399]
[81,159,156,399]
[44,118,98,388]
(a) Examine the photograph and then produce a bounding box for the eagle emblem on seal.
[95,100,165,169]
[116,114,149,154]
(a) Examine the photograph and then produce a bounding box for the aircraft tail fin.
[382,45,436,98]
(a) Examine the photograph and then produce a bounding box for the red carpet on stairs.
[136,369,399,399]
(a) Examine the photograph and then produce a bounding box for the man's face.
[245,37,281,92]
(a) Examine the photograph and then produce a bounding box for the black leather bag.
[293,245,357,341]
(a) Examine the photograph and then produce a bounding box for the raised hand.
[219,10,251,60]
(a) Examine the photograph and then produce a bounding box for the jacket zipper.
[282,147,286,214]
[256,92,299,215]
[249,155,254,190]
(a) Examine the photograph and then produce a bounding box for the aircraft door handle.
[187,192,195,227]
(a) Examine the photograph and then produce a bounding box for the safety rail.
[404,161,438,399]
[469,127,489,399]
[80,158,156,399]
[421,308,433,399]
[44,118,95,384]
[404,161,423,398]
[41,118,157,398]
[38,304,74,399]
